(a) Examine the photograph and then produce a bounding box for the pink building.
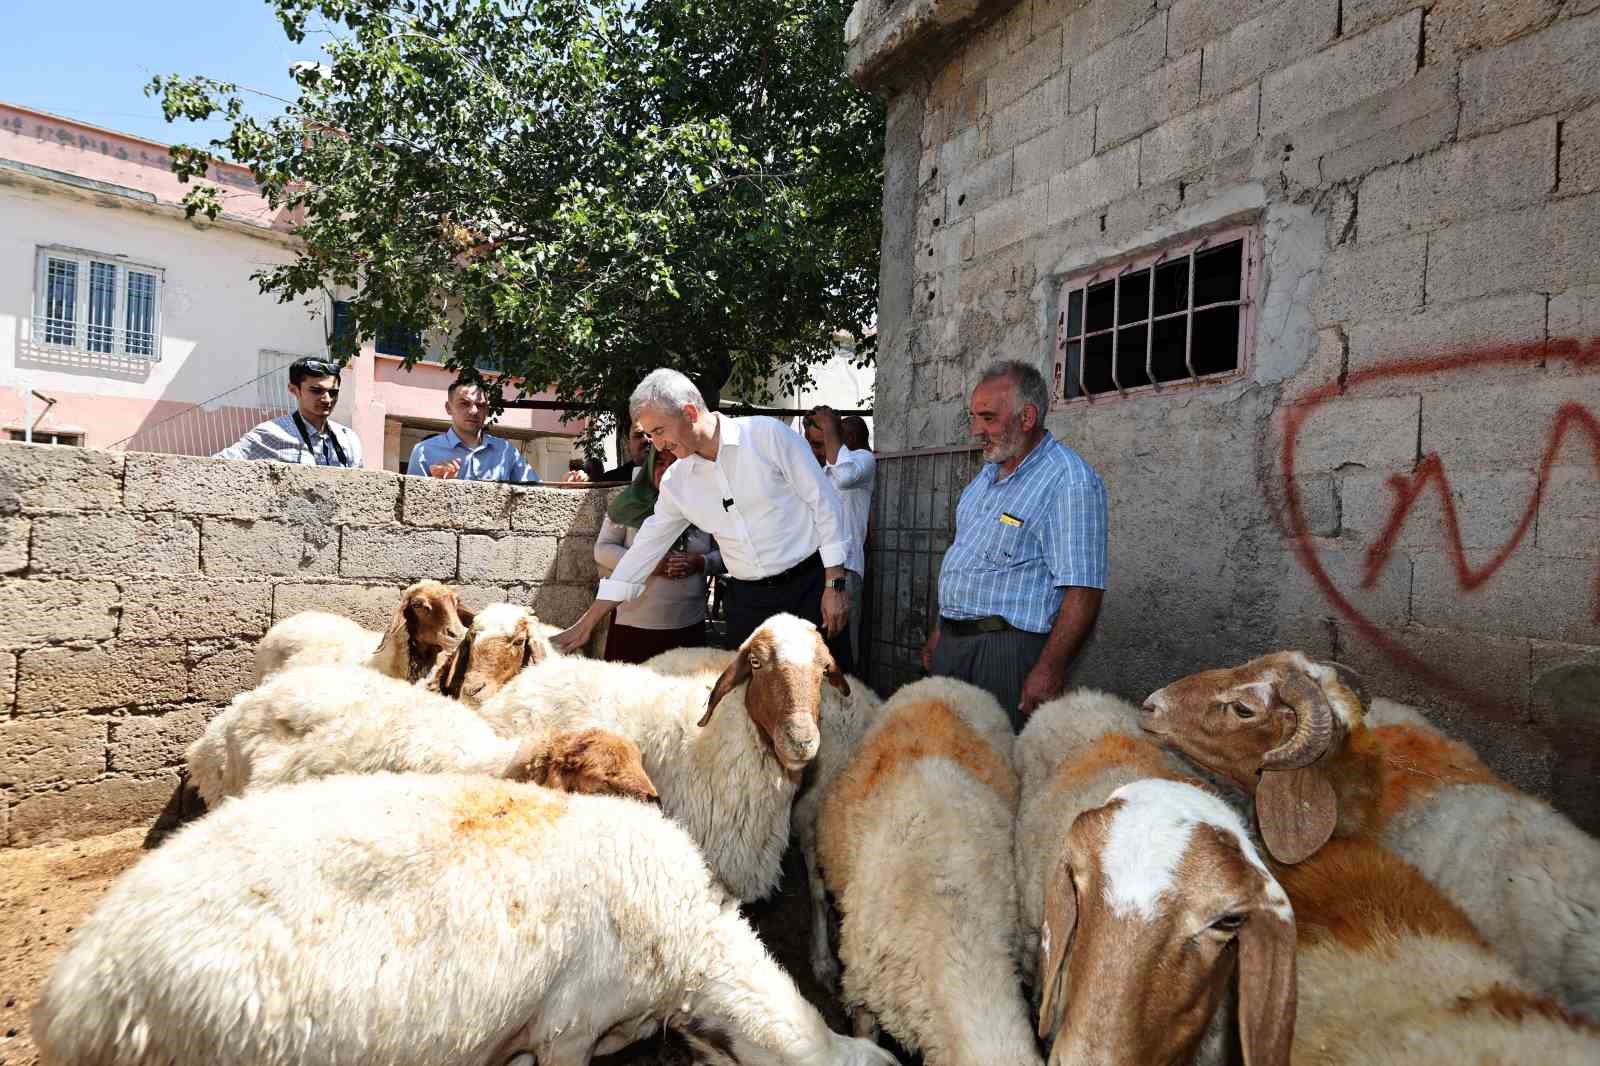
[0,101,586,476]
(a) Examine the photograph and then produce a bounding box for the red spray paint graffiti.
[1280,336,1600,703]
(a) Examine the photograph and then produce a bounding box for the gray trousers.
[929,625,1048,732]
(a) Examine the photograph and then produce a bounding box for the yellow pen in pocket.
[998,512,1023,527]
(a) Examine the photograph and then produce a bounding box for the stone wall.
[0,442,610,848]
[851,0,1600,828]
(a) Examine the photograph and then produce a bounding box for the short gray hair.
[629,368,706,420]
[978,359,1050,420]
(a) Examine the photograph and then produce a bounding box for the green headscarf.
[606,445,660,529]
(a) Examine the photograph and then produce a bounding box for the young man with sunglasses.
[215,357,363,468]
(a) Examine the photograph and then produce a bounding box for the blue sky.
[0,0,327,148]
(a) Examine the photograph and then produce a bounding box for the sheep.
[817,676,1041,1066]
[32,772,902,1066]
[185,664,657,806]
[252,579,473,684]
[643,642,887,990]
[427,602,558,706]
[1142,651,1600,1020]
[476,612,849,902]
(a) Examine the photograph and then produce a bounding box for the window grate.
[1053,225,1257,403]
[33,249,163,362]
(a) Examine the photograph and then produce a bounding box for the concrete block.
[16,644,187,714]
[1550,283,1600,340]
[0,716,105,790]
[1200,0,1337,101]
[0,579,120,648]
[1340,469,1537,553]
[1344,293,1549,379]
[123,453,274,517]
[1011,110,1094,191]
[1334,622,1532,722]
[1094,51,1202,151]
[109,705,216,773]
[1260,10,1421,136]
[1427,0,1563,66]
[1561,100,1600,196]
[1359,121,1557,241]
[1166,0,1277,56]
[526,584,595,629]
[339,525,457,580]
[1070,10,1167,110]
[1311,65,1461,183]
[1529,647,1600,834]
[0,516,27,573]
[31,514,199,578]
[1537,466,1600,558]
[189,643,256,702]
[555,538,599,584]
[9,771,181,847]
[203,518,338,578]
[401,476,520,530]
[1428,193,1600,303]
[267,464,399,527]
[1277,543,1412,628]
[1312,234,1426,328]
[945,151,1015,224]
[121,579,272,640]
[1420,375,1596,472]
[1138,83,1259,185]
[509,487,611,535]
[1530,639,1600,718]
[0,650,14,710]
[459,533,558,583]
[987,24,1063,110]
[1044,139,1139,225]
[1290,395,1419,475]
[1459,11,1600,136]
[976,181,1051,257]
[1063,0,1161,65]
[1340,0,1419,36]
[272,582,403,630]
[0,441,122,515]
[1293,474,1341,536]
[991,72,1069,153]
[1411,550,1600,643]
[452,584,514,613]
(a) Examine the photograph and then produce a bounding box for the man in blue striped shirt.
[923,360,1108,730]
[406,378,541,483]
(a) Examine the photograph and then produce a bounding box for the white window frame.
[32,246,165,362]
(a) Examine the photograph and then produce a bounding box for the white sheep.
[817,676,1041,1066]
[1144,653,1600,1021]
[477,613,849,902]
[427,602,559,705]
[32,772,901,1066]
[185,664,658,807]
[252,580,473,684]
[643,643,886,990]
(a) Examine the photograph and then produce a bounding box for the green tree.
[151,0,881,434]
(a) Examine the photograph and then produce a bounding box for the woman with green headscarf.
[592,445,718,663]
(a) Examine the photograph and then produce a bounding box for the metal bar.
[873,444,981,460]
[1185,248,1198,384]
[1110,274,1122,395]
[1146,257,1156,385]
[501,398,872,417]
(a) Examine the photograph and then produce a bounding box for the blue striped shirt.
[937,432,1108,633]
[406,428,540,483]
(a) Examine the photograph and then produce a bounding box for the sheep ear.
[455,600,477,630]
[1318,660,1367,707]
[437,637,473,699]
[518,619,543,669]
[1255,767,1337,864]
[1037,854,1078,1042]
[374,596,411,656]
[1237,909,1297,1066]
[819,646,850,697]
[701,654,752,728]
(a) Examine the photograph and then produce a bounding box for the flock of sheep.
[25,580,1600,1065]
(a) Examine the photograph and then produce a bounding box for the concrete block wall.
[851,0,1600,828]
[0,442,610,848]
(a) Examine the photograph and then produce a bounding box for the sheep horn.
[1260,671,1336,772]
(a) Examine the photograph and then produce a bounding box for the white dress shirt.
[596,414,850,603]
[825,444,875,578]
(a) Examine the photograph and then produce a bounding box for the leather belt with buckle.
[941,615,1011,636]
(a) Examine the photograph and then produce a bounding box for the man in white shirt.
[805,405,875,668]
[553,368,852,655]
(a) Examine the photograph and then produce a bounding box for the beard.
[978,423,1027,464]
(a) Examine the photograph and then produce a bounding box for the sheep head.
[507,729,658,805]
[700,614,848,776]
[432,603,551,705]
[376,581,474,680]
[1038,779,1295,1066]
[1140,652,1367,864]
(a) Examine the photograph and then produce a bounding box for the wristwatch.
[825,576,848,591]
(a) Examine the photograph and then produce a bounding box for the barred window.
[1053,225,1258,402]
[33,248,163,361]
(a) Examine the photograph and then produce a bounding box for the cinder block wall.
[853,0,1600,828]
[0,442,610,848]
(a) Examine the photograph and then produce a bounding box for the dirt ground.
[0,827,847,1066]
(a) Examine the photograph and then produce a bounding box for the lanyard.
[291,412,350,468]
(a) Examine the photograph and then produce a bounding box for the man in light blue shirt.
[407,378,540,483]
[923,359,1108,730]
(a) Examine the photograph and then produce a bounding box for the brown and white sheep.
[427,602,558,705]
[252,579,472,684]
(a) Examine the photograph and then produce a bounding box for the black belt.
[941,615,1012,636]
[730,551,821,588]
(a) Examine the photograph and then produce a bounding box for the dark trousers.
[930,624,1048,732]
[722,554,855,675]
[603,620,707,665]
